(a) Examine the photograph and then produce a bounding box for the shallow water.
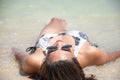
[0,0,120,80]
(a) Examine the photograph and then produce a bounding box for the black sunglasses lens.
[47,46,57,54]
[62,45,72,51]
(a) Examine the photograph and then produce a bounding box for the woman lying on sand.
[12,18,120,80]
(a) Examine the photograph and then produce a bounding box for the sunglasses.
[44,44,72,55]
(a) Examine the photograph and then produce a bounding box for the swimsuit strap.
[65,30,88,57]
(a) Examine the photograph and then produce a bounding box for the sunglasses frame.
[44,44,72,55]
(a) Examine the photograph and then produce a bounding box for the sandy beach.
[0,0,120,80]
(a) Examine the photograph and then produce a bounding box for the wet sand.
[0,17,120,80]
[0,0,120,80]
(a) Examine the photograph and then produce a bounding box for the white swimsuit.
[35,30,89,57]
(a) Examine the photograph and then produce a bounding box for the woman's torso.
[36,30,89,57]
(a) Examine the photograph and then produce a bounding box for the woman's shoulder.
[79,42,98,55]
[77,42,100,67]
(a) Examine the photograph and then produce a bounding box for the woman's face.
[46,40,75,63]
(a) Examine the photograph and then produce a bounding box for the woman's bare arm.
[78,42,120,67]
[88,46,120,66]
[12,48,45,74]
[105,51,120,62]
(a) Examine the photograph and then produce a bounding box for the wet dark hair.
[38,57,96,80]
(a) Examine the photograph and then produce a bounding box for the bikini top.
[35,30,89,57]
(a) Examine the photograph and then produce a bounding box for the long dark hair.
[38,57,96,80]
